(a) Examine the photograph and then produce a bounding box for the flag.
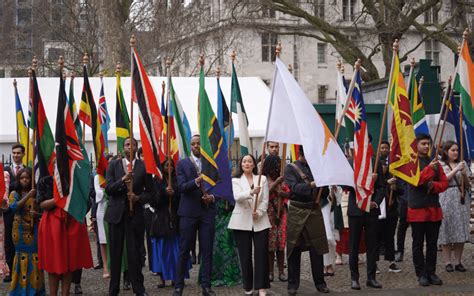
[164,82,179,164]
[98,78,111,154]
[266,58,354,187]
[290,144,300,162]
[131,48,163,177]
[443,96,474,161]
[81,66,108,186]
[53,72,89,222]
[454,39,474,160]
[352,71,374,212]
[0,164,6,200]
[217,76,234,151]
[115,73,130,156]
[14,83,33,166]
[231,63,251,156]
[67,75,92,222]
[169,78,192,159]
[30,70,56,182]
[336,70,346,127]
[408,74,430,136]
[388,54,420,186]
[198,66,233,200]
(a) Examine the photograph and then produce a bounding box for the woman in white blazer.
[228,154,271,296]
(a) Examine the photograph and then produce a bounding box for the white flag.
[335,70,346,127]
[266,58,354,187]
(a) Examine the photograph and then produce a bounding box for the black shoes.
[172,288,183,296]
[74,284,83,294]
[279,273,288,282]
[202,287,216,296]
[455,264,466,272]
[123,280,131,291]
[446,264,454,272]
[428,274,443,285]
[351,280,361,290]
[366,279,382,289]
[316,284,329,293]
[288,288,297,295]
[418,275,430,286]
[93,263,103,270]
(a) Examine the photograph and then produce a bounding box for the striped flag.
[98,77,111,154]
[169,78,192,159]
[80,66,108,186]
[131,48,163,177]
[231,63,251,156]
[408,74,430,136]
[217,76,234,151]
[290,144,300,162]
[14,82,33,166]
[352,71,374,212]
[115,73,130,156]
[388,53,420,186]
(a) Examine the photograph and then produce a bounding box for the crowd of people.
[0,132,472,295]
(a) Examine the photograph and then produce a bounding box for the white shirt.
[13,163,24,176]
[191,155,201,173]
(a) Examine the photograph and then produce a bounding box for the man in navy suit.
[173,135,216,296]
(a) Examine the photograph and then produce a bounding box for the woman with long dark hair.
[7,168,45,295]
[228,154,271,296]
[438,141,471,272]
[261,154,289,282]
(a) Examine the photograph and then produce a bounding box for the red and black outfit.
[407,157,448,279]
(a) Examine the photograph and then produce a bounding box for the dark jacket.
[150,176,180,238]
[176,157,216,218]
[284,160,329,206]
[104,158,155,225]
[373,159,404,218]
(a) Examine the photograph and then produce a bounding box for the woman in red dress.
[37,176,93,295]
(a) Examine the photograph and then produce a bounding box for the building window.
[424,7,438,24]
[262,5,276,18]
[342,0,356,21]
[16,8,32,26]
[317,43,327,64]
[314,0,325,19]
[261,33,278,62]
[318,85,328,102]
[425,39,440,65]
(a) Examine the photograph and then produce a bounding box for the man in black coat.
[105,138,155,296]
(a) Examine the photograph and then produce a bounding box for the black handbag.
[150,207,177,238]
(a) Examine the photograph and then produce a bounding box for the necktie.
[15,165,20,176]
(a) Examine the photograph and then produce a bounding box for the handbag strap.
[289,163,311,185]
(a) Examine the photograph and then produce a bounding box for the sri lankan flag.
[30,70,56,182]
[115,73,130,156]
[388,53,420,186]
[80,66,108,186]
[198,66,221,189]
[14,81,33,166]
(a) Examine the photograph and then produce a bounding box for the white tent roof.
[0,76,271,144]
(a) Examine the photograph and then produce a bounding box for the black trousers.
[93,221,103,266]
[348,215,378,281]
[72,269,82,284]
[108,215,145,296]
[411,221,441,278]
[143,208,153,270]
[175,214,215,289]
[3,210,14,273]
[376,216,398,262]
[288,246,325,291]
[233,229,270,291]
[396,201,409,254]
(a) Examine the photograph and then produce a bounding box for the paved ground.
[1,229,473,295]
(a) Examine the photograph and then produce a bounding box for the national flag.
[388,54,420,186]
[266,58,354,187]
[454,39,474,130]
[131,48,163,177]
[197,66,233,200]
[53,71,89,222]
[30,70,56,182]
[67,74,92,222]
[217,76,234,151]
[0,164,6,200]
[408,74,430,136]
[115,73,130,156]
[336,70,355,142]
[231,63,251,156]
[164,80,180,164]
[290,144,300,162]
[442,96,474,161]
[14,82,33,166]
[352,71,374,212]
[98,77,111,154]
[169,78,192,159]
[81,66,108,186]
[160,83,169,159]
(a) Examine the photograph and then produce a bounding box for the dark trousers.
[108,215,145,296]
[175,213,215,289]
[411,221,441,278]
[376,216,398,262]
[143,208,153,270]
[72,269,82,284]
[288,246,325,291]
[3,210,14,273]
[349,215,378,281]
[93,221,103,266]
[396,202,409,254]
[233,229,270,291]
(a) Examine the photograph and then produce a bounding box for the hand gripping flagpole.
[128,35,136,213]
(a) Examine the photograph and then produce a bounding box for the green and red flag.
[115,73,130,156]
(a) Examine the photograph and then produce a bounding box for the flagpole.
[229,52,237,160]
[27,65,33,167]
[13,79,20,143]
[334,60,342,131]
[128,35,136,213]
[432,75,454,154]
[373,39,399,174]
[334,59,360,139]
[459,29,469,203]
[116,62,122,156]
[434,79,454,158]
[31,56,38,189]
[165,57,173,212]
[82,54,88,146]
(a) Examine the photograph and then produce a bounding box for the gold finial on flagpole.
[99,71,104,79]
[115,62,122,76]
[392,39,399,52]
[199,54,205,67]
[130,34,136,48]
[410,57,416,67]
[217,66,221,78]
[355,58,361,70]
[463,28,470,40]
[288,64,293,73]
[231,50,236,63]
[82,53,89,66]
[71,70,75,80]
[275,41,282,58]
[13,79,17,87]
[336,59,342,71]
